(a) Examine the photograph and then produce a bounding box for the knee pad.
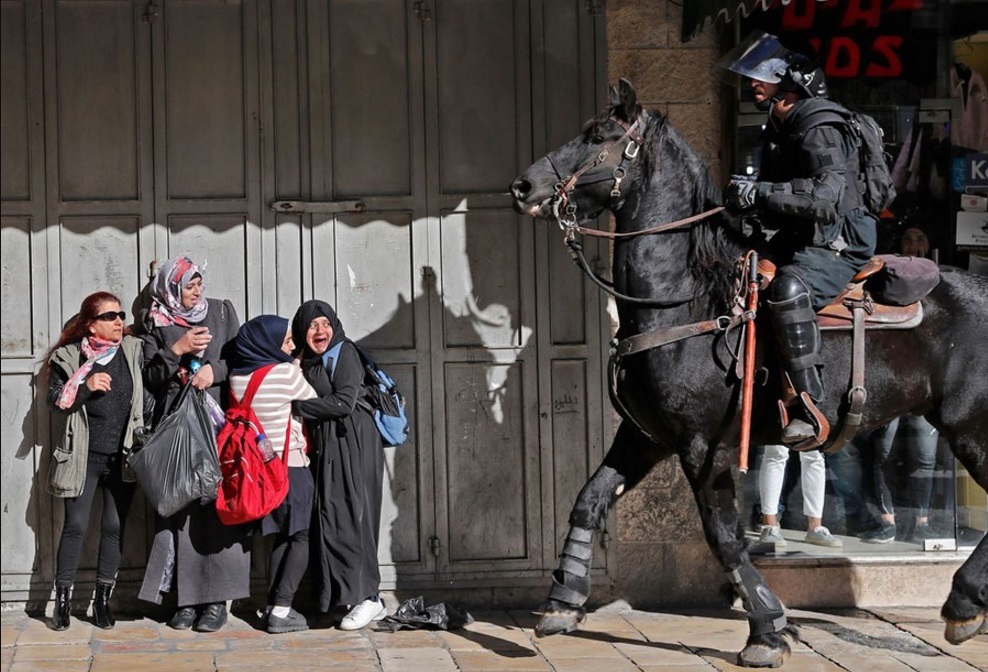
[769,270,811,304]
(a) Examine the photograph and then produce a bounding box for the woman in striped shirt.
[229,315,316,633]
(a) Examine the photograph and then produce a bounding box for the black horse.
[510,79,988,668]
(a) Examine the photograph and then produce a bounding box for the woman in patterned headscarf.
[137,256,248,634]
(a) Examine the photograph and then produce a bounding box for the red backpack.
[215,364,291,525]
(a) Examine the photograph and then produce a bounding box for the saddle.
[759,257,924,454]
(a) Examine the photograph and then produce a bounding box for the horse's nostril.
[510,178,531,200]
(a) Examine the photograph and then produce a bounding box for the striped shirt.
[229,362,316,468]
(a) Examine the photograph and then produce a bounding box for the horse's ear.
[608,83,621,109]
[616,78,641,122]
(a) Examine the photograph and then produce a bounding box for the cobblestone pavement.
[1,603,985,671]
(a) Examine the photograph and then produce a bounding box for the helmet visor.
[720,31,794,85]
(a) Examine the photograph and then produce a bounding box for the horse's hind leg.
[679,439,790,668]
[942,441,988,644]
[536,421,667,637]
[943,533,988,644]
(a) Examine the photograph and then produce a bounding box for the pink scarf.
[56,335,121,410]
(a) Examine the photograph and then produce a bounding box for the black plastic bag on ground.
[378,596,473,632]
[129,385,222,517]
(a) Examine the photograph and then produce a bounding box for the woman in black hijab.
[291,300,385,630]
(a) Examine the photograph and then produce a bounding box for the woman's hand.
[171,326,212,356]
[86,372,112,393]
[191,363,215,390]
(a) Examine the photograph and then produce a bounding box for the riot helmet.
[721,32,828,107]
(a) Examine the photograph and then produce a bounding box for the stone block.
[607,0,670,50]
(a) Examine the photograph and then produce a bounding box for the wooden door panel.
[162,0,248,200]
[58,216,143,317]
[439,209,527,349]
[54,1,141,202]
[445,361,528,561]
[333,212,417,350]
[434,0,525,196]
[1,220,34,355]
[166,214,249,318]
[1,1,31,201]
[329,0,414,198]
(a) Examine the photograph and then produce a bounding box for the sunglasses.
[94,311,127,322]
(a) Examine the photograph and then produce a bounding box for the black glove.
[724,176,760,215]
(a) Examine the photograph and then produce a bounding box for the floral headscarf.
[146,256,209,328]
[56,335,121,409]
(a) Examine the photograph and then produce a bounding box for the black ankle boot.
[93,579,115,629]
[51,583,71,631]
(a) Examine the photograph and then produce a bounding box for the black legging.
[55,453,135,584]
[268,529,309,607]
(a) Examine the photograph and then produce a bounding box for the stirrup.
[777,392,829,450]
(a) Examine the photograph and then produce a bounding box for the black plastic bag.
[378,596,473,632]
[129,385,222,517]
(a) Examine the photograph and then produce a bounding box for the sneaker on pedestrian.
[804,526,842,548]
[911,524,939,542]
[339,598,387,631]
[861,522,896,544]
[267,607,308,634]
[759,524,787,547]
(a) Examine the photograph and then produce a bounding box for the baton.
[738,252,759,473]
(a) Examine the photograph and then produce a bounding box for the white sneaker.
[339,598,387,631]
[759,524,787,547]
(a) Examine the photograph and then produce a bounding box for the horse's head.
[511,78,645,224]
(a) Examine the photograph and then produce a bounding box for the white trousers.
[759,444,826,519]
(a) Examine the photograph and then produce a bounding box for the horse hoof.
[534,603,586,637]
[944,613,988,645]
[737,632,791,668]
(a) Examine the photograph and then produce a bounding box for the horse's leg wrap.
[548,527,594,607]
[729,563,787,637]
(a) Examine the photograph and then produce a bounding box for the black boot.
[93,579,115,629]
[51,583,71,631]
[769,281,824,445]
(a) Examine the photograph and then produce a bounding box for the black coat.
[294,340,384,611]
[137,298,252,607]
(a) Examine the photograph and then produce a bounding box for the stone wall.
[602,0,732,609]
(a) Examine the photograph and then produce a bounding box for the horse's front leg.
[680,438,791,668]
[536,421,668,637]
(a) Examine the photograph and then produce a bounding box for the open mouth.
[311,334,329,349]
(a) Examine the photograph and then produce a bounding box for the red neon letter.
[782,0,816,30]
[825,37,860,78]
[865,36,904,77]
[841,0,882,29]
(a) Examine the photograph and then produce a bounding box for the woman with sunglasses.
[46,292,146,631]
[136,256,246,633]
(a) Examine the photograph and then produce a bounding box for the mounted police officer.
[721,33,877,445]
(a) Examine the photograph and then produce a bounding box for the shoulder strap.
[235,363,277,407]
[325,341,345,379]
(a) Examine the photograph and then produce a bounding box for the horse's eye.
[591,133,605,144]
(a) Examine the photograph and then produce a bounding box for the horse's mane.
[641,111,746,311]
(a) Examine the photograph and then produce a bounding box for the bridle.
[549,113,645,232]
[537,109,755,443]
[543,111,724,306]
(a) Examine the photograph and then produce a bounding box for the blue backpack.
[325,341,410,447]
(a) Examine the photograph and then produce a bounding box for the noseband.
[549,114,645,231]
